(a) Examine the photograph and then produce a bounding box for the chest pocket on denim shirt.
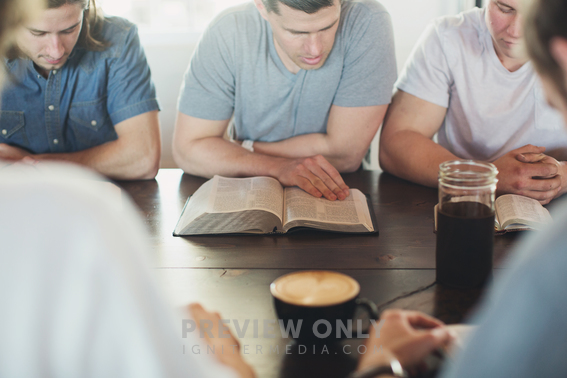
[0,111,29,148]
[68,96,116,151]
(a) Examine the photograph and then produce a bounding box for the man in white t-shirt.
[379,0,567,204]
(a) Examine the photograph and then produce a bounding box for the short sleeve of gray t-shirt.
[177,0,396,142]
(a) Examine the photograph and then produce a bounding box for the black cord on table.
[376,281,437,313]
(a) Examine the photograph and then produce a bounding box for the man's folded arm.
[251,104,388,173]
[34,110,160,180]
[380,90,565,203]
[379,89,453,187]
[172,112,349,201]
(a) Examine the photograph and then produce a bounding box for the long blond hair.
[0,0,41,87]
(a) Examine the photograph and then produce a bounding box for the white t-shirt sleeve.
[395,22,452,108]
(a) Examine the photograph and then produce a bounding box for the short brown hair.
[262,0,339,15]
[47,0,110,51]
[524,0,567,102]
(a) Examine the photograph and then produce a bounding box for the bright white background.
[98,0,481,168]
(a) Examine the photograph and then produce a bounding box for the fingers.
[380,310,445,332]
[516,154,560,179]
[404,311,446,330]
[187,303,207,319]
[506,178,561,204]
[511,175,561,201]
[395,328,452,366]
[188,303,220,341]
[294,175,324,198]
[523,160,560,178]
[284,155,350,201]
[303,156,350,200]
[516,152,547,164]
[316,156,350,198]
[372,310,452,369]
[513,144,546,155]
[188,303,240,346]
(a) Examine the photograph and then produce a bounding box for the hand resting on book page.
[272,155,350,201]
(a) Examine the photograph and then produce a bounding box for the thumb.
[516,152,547,163]
[516,145,546,155]
[396,328,452,366]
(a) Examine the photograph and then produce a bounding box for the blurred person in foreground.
[354,0,567,376]
[0,0,161,180]
[0,164,254,377]
[0,2,253,377]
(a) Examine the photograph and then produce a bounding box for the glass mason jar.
[436,160,499,288]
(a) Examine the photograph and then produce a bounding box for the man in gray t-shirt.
[173,0,396,200]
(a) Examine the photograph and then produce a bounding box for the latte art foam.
[270,271,360,307]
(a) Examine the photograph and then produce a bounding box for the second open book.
[435,194,552,234]
[493,194,552,232]
[173,175,377,236]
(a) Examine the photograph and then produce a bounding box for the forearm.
[34,138,160,180]
[253,133,365,173]
[173,113,350,200]
[379,130,457,187]
[173,136,292,179]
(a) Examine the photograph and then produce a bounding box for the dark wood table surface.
[118,169,524,378]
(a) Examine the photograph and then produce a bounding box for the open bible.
[494,194,552,233]
[434,194,552,234]
[173,175,377,236]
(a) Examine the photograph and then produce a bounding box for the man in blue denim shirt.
[0,0,161,180]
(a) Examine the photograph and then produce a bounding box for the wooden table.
[118,169,521,378]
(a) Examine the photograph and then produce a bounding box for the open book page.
[174,175,285,235]
[175,177,216,231]
[495,194,552,230]
[211,176,284,218]
[282,187,373,231]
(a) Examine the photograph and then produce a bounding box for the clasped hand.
[357,310,453,375]
[493,145,564,204]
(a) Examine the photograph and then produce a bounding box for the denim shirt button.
[52,70,57,75]
[48,105,55,111]
[53,139,59,145]
[91,120,97,126]
[1,129,6,136]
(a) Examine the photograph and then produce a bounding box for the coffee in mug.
[270,271,378,342]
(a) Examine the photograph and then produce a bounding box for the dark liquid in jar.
[436,201,494,288]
